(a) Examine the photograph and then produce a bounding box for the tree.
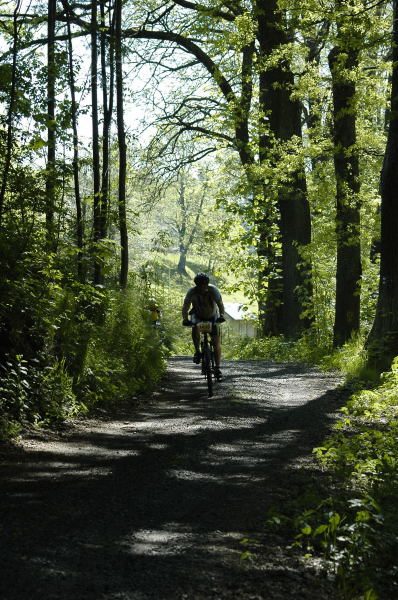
[45,0,57,251]
[256,0,313,338]
[115,0,128,287]
[366,0,398,372]
[100,0,114,240]
[0,0,22,228]
[91,0,103,284]
[65,7,84,282]
[125,0,313,338]
[328,0,362,347]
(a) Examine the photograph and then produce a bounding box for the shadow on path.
[0,358,345,600]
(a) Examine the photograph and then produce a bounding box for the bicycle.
[197,320,217,397]
[184,318,223,397]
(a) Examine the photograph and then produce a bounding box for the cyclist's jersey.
[182,284,224,320]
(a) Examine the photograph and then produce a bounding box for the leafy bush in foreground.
[76,288,166,407]
[291,359,398,599]
[0,283,166,438]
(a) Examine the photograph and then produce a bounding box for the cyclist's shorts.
[191,314,220,336]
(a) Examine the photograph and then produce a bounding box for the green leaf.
[28,137,47,150]
[313,524,328,536]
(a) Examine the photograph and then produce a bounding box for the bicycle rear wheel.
[203,345,213,397]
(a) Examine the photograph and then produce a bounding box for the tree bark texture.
[0,0,21,229]
[256,0,313,338]
[45,0,57,251]
[115,0,129,288]
[66,16,84,282]
[100,0,114,240]
[328,43,361,347]
[366,0,398,371]
[91,0,103,284]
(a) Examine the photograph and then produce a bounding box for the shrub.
[290,357,398,599]
[0,355,83,430]
[222,327,332,364]
[77,287,166,407]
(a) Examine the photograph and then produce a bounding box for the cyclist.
[147,297,162,327]
[182,272,225,378]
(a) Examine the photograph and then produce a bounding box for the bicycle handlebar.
[182,317,225,327]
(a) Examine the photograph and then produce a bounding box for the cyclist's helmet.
[194,272,210,286]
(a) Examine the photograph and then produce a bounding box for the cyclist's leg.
[191,314,201,362]
[202,335,213,396]
[211,322,221,367]
[192,327,200,353]
[212,334,221,367]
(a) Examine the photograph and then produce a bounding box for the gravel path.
[0,358,346,599]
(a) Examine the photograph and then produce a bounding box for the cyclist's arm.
[182,291,192,321]
[211,286,225,316]
[217,298,225,316]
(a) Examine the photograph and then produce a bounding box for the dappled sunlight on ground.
[0,357,344,600]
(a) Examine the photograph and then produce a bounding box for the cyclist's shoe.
[214,368,223,380]
[193,351,202,364]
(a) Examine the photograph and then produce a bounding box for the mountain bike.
[197,320,217,397]
[183,318,223,397]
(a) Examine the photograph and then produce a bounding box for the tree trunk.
[66,15,84,283]
[256,0,313,338]
[366,0,398,371]
[256,193,284,336]
[45,0,57,251]
[100,0,114,240]
[177,250,187,275]
[91,0,102,284]
[115,0,129,288]
[177,177,188,275]
[329,44,361,347]
[0,0,21,229]
[176,173,206,276]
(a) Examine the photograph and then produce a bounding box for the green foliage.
[76,287,166,408]
[320,335,370,381]
[287,358,398,599]
[222,327,331,364]
[0,355,82,430]
[0,266,166,437]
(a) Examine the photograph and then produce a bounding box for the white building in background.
[223,302,257,338]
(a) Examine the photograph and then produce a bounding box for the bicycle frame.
[196,320,216,397]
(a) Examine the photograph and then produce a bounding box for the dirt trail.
[0,358,345,599]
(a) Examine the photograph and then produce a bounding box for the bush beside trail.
[0,281,166,439]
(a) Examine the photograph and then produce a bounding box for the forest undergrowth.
[226,332,398,600]
[2,271,397,600]
[0,274,167,439]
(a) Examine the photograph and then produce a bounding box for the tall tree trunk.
[46,0,57,251]
[115,0,128,288]
[366,0,398,371]
[177,178,188,275]
[66,15,84,282]
[177,250,187,275]
[91,0,102,284]
[256,0,313,338]
[256,188,284,336]
[329,41,361,347]
[0,0,21,229]
[176,174,206,275]
[100,0,114,240]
